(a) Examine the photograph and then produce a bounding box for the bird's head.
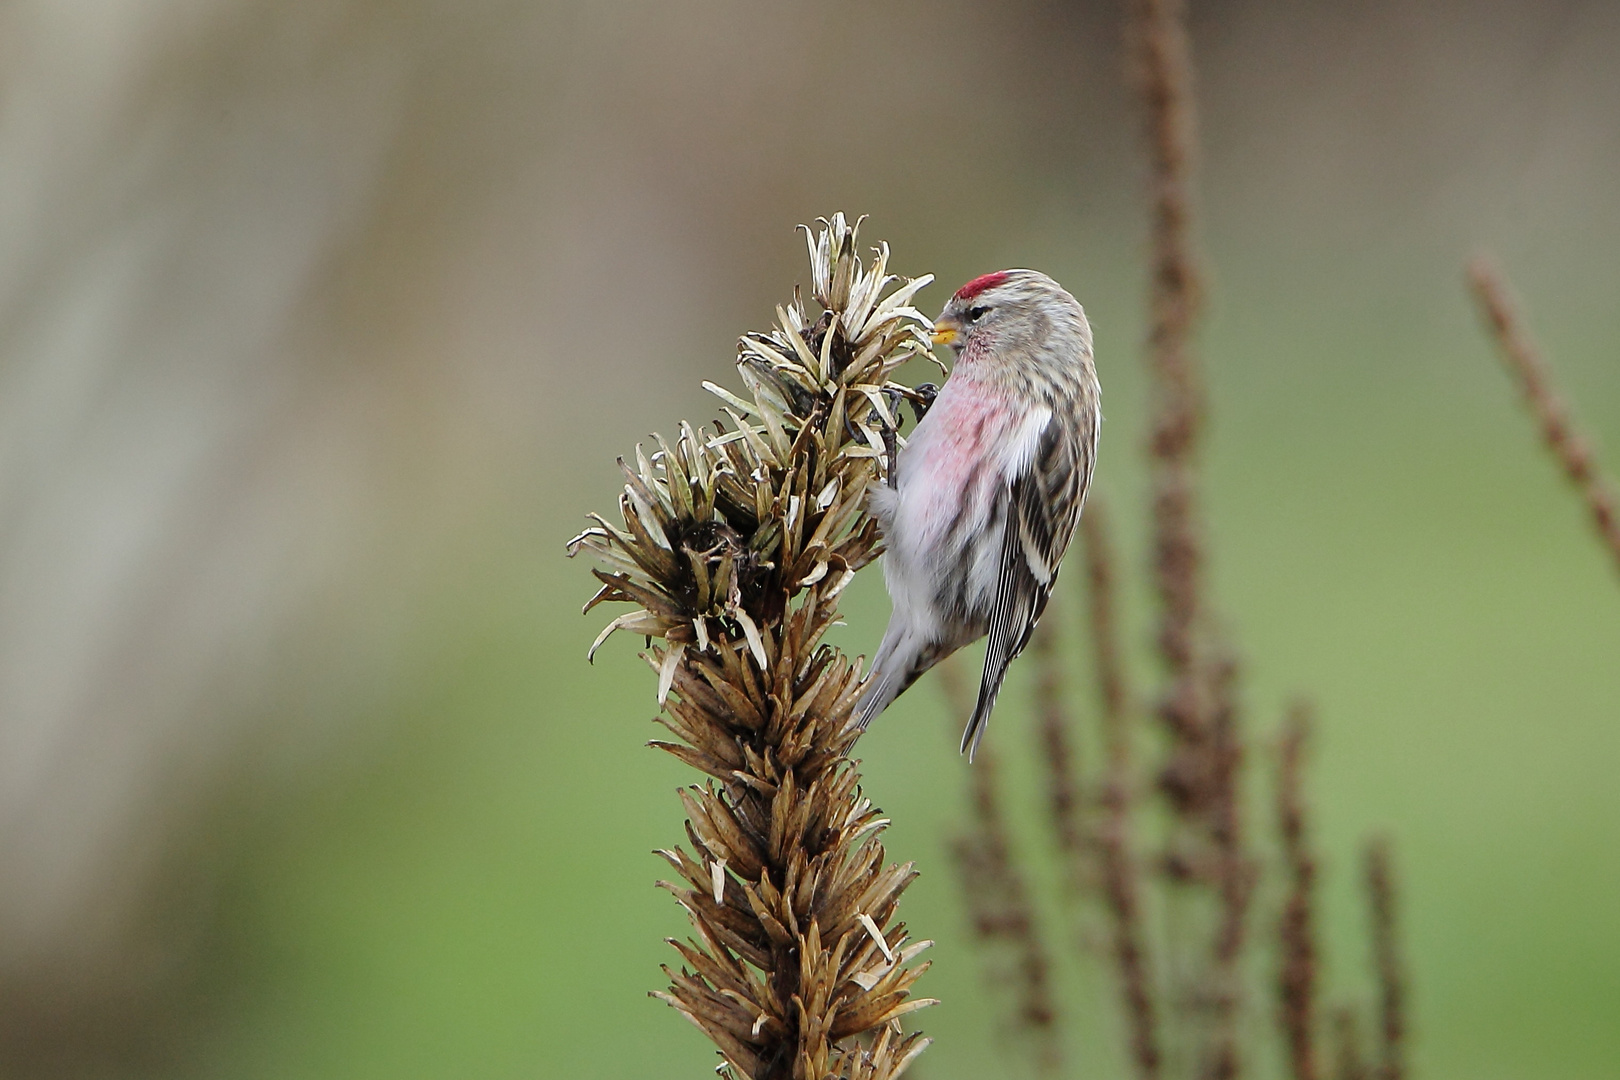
[931,269,1091,367]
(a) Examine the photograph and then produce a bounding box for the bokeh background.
[1,0,1617,1077]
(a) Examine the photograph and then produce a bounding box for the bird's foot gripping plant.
[568,214,939,1080]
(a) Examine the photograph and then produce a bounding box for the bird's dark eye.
[967,305,990,322]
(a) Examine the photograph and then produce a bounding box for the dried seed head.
[575,214,936,1079]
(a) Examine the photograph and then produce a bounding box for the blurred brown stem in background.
[1201,651,1255,1080]
[1467,255,1620,577]
[1082,504,1163,1080]
[938,3,1431,1079]
[1131,0,1255,1076]
[942,662,1065,1079]
[1275,704,1320,1080]
[1134,0,1207,702]
[1329,1008,1370,1080]
[1033,614,1087,895]
[1365,839,1407,1080]
[1082,503,1132,743]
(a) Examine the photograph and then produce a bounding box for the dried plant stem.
[1467,255,1620,577]
[572,216,937,1079]
[1201,652,1254,1080]
[1032,614,1087,889]
[940,661,1064,1078]
[1130,1,1254,1075]
[1083,503,1131,741]
[1135,0,1206,702]
[1365,839,1406,1080]
[1329,1007,1369,1080]
[1275,704,1319,1080]
[1082,504,1163,1080]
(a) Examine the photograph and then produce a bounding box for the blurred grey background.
[0,1,1616,1077]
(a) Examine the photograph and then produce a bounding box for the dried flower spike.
[569,214,937,1080]
[1276,703,1320,1080]
[939,661,1063,1078]
[1081,503,1163,1080]
[1467,254,1620,577]
[1132,0,1256,1074]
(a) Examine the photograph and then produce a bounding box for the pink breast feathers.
[904,380,1010,546]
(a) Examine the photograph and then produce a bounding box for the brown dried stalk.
[1467,255,1620,577]
[1032,614,1087,888]
[1365,839,1406,1080]
[1329,1007,1370,1080]
[1275,704,1319,1080]
[940,662,1064,1078]
[1133,0,1207,709]
[1202,650,1256,1080]
[1130,1,1255,1074]
[1082,503,1132,730]
[570,215,939,1080]
[1082,503,1164,1080]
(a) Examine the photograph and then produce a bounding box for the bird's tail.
[853,670,903,732]
[959,655,1010,762]
[853,626,941,732]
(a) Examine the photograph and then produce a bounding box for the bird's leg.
[909,382,939,422]
[877,384,939,489]
[883,423,900,490]
[880,387,908,490]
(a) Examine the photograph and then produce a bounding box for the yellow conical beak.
[930,322,958,345]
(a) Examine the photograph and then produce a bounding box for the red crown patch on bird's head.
[954,271,1012,301]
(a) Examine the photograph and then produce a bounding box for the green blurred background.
[1,1,1617,1077]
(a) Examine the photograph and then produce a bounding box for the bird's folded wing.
[960,412,1096,757]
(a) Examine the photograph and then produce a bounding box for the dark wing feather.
[960,409,1096,759]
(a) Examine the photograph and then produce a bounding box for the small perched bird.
[857,269,1099,758]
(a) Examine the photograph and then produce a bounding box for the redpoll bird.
[856,269,1099,758]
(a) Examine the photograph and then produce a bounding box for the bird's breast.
[893,378,1022,554]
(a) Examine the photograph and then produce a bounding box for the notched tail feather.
[959,665,1006,762]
